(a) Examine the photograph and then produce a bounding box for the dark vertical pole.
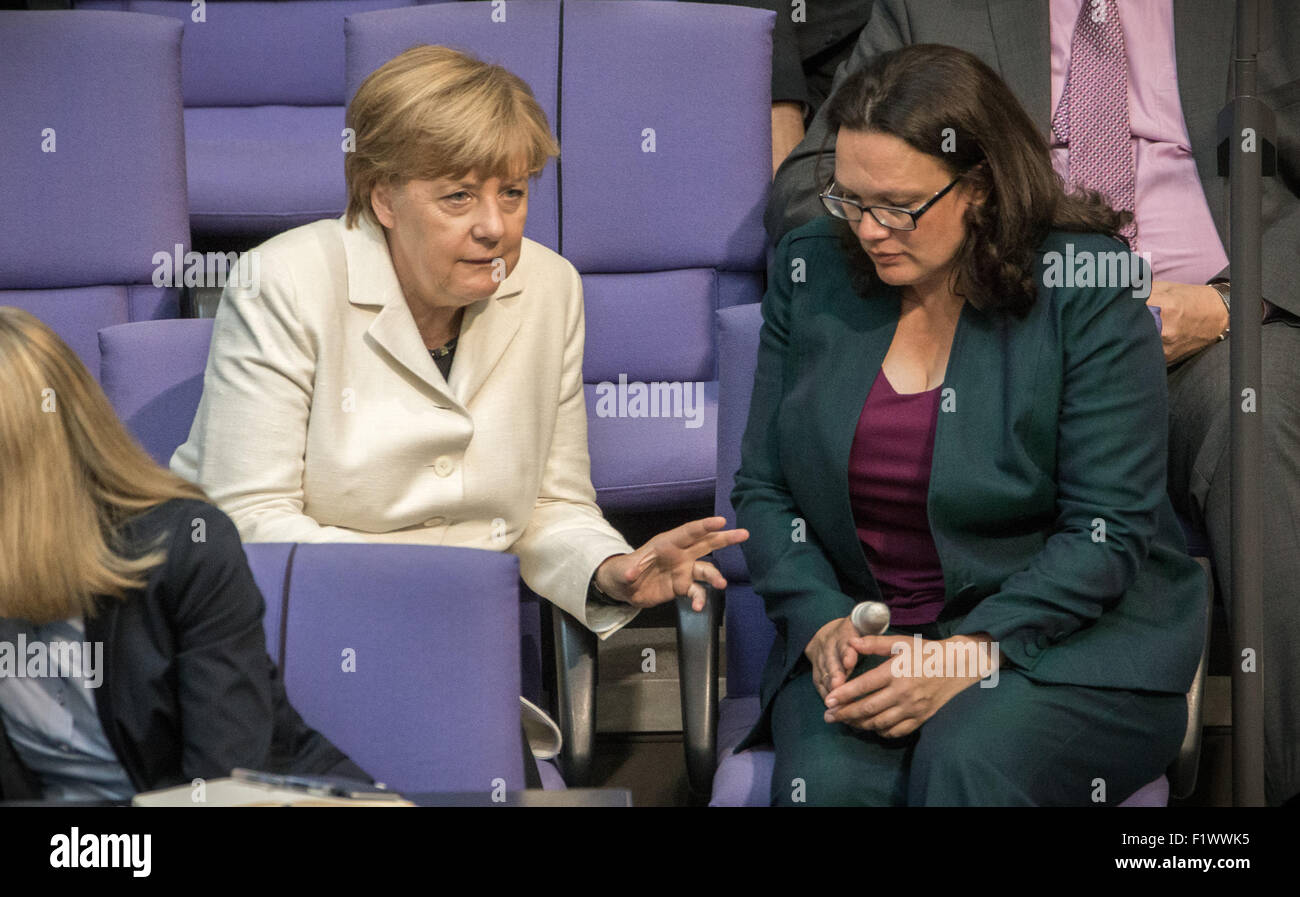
[1229,0,1266,807]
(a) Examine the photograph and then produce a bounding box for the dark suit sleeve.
[160,504,279,779]
[693,0,809,109]
[732,232,856,680]
[1217,11,1300,317]
[764,0,911,241]
[956,249,1169,670]
[769,0,810,108]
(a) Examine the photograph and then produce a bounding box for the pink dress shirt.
[1050,0,1229,285]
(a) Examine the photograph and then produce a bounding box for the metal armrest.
[675,584,722,797]
[1169,556,1214,800]
[552,608,598,787]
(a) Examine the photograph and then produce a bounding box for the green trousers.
[769,621,1188,806]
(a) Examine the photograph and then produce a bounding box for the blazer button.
[423,516,445,528]
[433,456,455,477]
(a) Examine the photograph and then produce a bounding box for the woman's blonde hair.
[344,44,560,229]
[0,308,208,623]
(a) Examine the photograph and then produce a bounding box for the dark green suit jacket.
[732,217,1207,739]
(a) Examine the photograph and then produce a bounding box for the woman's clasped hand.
[805,619,999,738]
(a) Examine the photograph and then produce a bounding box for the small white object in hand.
[850,601,890,636]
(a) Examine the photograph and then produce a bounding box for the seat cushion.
[538,759,565,791]
[710,696,771,807]
[585,382,716,511]
[1117,775,1170,807]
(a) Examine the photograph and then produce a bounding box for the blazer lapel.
[341,217,526,410]
[448,251,524,408]
[342,217,457,405]
[805,277,902,593]
[986,0,1052,136]
[805,275,987,601]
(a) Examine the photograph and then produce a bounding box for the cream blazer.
[171,215,638,638]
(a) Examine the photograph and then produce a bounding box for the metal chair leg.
[552,607,598,787]
[675,585,721,797]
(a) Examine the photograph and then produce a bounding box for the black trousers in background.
[1166,317,1300,806]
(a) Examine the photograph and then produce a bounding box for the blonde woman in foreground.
[0,308,366,800]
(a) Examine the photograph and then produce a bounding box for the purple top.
[847,369,947,626]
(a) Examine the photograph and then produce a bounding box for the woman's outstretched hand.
[594,516,748,611]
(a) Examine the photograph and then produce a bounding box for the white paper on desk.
[131,778,414,807]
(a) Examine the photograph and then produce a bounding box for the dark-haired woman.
[0,308,367,800]
[733,44,1206,806]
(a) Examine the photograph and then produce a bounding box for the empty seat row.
[3,3,774,516]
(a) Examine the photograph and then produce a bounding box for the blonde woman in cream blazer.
[171,47,746,757]
[174,211,659,634]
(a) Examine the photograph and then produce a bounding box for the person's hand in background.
[1147,281,1230,364]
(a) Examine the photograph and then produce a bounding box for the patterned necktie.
[1052,0,1138,247]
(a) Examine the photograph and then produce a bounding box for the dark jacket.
[733,219,1208,743]
[0,498,367,800]
[697,0,873,121]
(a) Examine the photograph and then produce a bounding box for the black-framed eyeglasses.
[820,170,971,231]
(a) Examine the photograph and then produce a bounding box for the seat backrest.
[562,0,771,510]
[344,0,561,251]
[75,0,438,106]
[715,302,774,696]
[559,1,769,276]
[98,318,215,466]
[282,544,525,793]
[0,10,187,376]
[714,303,763,583]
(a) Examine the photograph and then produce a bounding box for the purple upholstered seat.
[99,318,214,465]
[0,11,187,376]
[344,0,560,252]
[282,544,528,793]
[562,0,771,512]
[75,0,441,240]
[99,321,565,789]
[710,302,1177,807]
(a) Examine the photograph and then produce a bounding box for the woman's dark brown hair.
[818,43,1132,317]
